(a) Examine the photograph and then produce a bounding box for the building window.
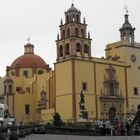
[75,28,79,37]
[23,70,28,77]
[81,28,85,38]
[67,28,70,37]
[76,15,80,22]
[62,30,65,38]
[38,70,44,75]
[110,82,115,96]
[84,44,89,53]
[25,104,30,114]
[66,44,70,55]
[59,46,63,57]
[134,87,138,95]
[76,43,81,52]
[4,85,6,94]
[26,87,30,93]
[16,87,21,92]
[9,85,12,94]
[82,82,87,91]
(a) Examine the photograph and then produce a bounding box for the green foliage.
[53,112,63,127]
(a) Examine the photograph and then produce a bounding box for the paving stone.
[19,134,140,140]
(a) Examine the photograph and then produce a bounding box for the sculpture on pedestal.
[79,90,88,122]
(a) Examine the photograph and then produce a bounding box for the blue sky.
[0,0,140,76]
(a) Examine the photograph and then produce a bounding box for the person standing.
[131,104,140,126]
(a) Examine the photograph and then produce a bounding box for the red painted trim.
[54,66,56,113]
[93,62,98,119]
[124,67,129,108]
[32,68,36,76]
[13,93,14,116]
[49,78,51,108]
[71,60,76,122]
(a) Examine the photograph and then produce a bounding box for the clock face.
[131,54,136,62]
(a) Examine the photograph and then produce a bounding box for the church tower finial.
[24,37,34,54]
[124,5,128,14]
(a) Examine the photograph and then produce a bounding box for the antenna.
[124,5,128,14]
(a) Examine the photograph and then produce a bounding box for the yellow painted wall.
[5,67,55,123]
[41,108,55,122]
[55,60,74,121]
[74,60,95,121]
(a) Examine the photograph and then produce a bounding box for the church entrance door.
[109,107,116,122]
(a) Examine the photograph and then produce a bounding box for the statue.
[79,90,88,122]
[80,90,85,104]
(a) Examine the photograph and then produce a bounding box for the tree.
[53,112,63,127]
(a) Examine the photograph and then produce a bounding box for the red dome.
[11,54,47,69]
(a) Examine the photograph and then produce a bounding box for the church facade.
[0,4,140,123]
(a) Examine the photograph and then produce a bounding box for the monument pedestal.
[78,117,87,123]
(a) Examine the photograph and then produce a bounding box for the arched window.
[66,44,70,55]
[67,28,70,37]
[59,46,63,57]
[23,70,28,77]
[75,28,79,37]
[84,44,89,53]
[62,30,65,38]
[72,15,75,22]
[4,85,6,94]
[81,28,85,38]
[66,15,69,23]
[76,43,81,52]
[110,82,115,96]
[9,85,12,94]
[76,15,79,22]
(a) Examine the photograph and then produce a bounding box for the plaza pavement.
[19,134,140,140]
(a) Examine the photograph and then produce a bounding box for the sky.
[0,0,140,77]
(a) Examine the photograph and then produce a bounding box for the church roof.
[67,4,78,12]
[11,43,47,69]
[11,54,47,69]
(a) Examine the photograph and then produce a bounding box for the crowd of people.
[93,118,139,136]
[93,105,140,136]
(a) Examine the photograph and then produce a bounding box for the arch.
[67,28,70,37]
[65,44,70,55]
[109,107,116,122]
[76,43,81,52]
[75,28,79,37]
[81,28,85,38]
[84,44,89,53]
[76,15,79,22]
[4,85,6,94]
[66,15,69,23]
[72,14,75,22]
[59,45,63,57]
[62,30,65,39]
[9,84,12,94]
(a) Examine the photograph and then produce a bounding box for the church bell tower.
[119,12,135,44]
[56,3,92,62]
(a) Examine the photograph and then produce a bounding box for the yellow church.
[0,4,140,124]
